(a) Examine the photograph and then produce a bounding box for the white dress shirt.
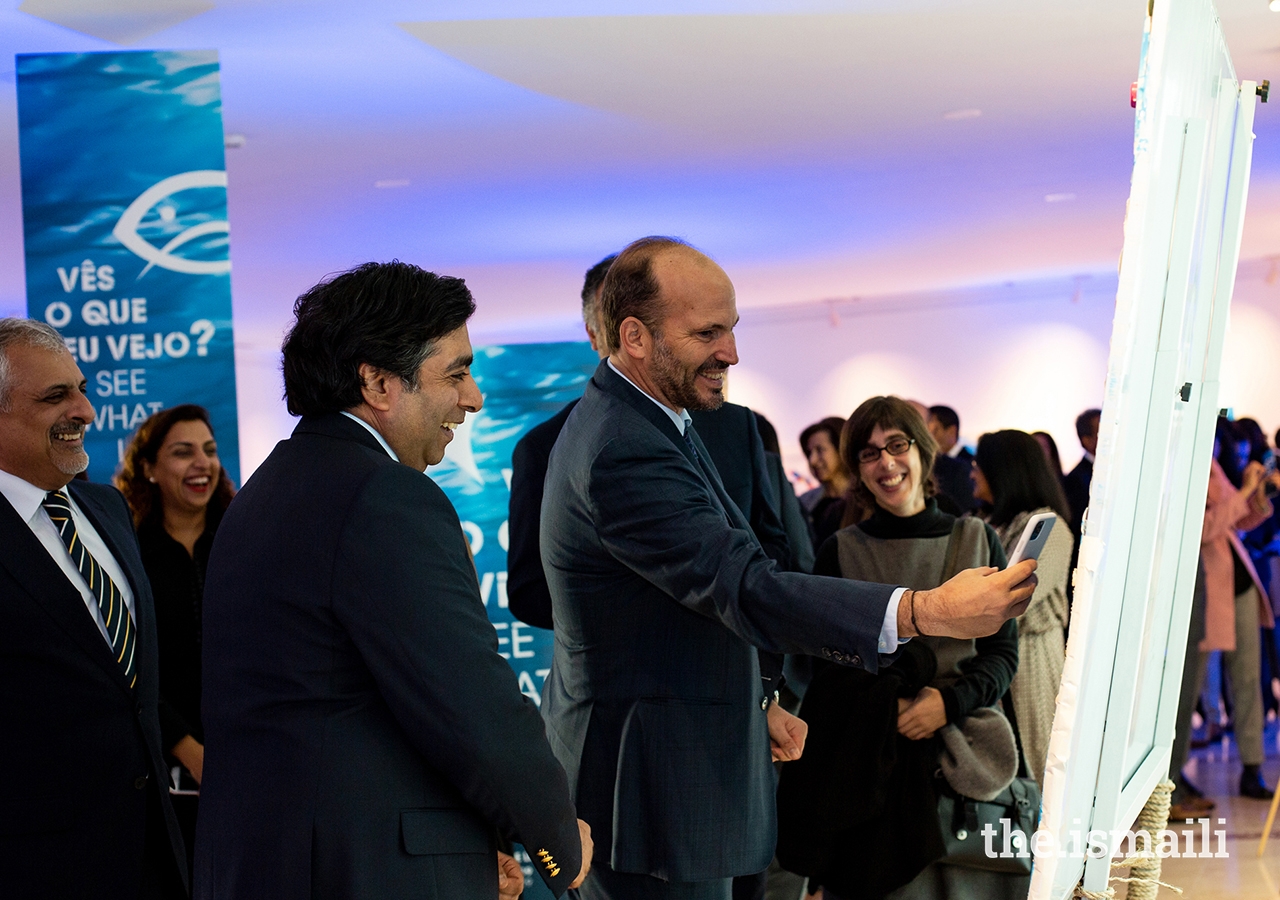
[0,468,136,647]
[341,411,401,461]
[605,358,906,653]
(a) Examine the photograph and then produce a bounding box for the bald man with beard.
[538,236,1038,900]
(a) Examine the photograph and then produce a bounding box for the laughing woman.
[117,404,236,871]
[777,396,1021,900]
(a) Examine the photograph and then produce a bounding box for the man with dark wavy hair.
[197,261,591,900]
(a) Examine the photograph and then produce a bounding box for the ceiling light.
[943,108,982,120]
[1045,193,1077,203]
[375,179,411,189]
[1271,0,1280,12]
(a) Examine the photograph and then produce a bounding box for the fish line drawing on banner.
[428,340,599,899]
[17,50,239,486]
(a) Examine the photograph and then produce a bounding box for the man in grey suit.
[540,237,1038,900]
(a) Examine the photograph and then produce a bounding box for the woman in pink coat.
[1199,443,1276,799]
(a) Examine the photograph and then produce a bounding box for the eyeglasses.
[857,436,916,465]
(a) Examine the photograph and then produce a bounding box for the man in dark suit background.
[0,318,187,899]
[1064,407,1101,536]
[507,254,614,629]
[926,404,976,514]
[540,237,1039,899]
[197,263,591,900]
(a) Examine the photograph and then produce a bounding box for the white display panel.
[1031,2,1258,898]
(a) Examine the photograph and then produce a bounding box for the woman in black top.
[776,397,1019,900]
[116,404,235,870]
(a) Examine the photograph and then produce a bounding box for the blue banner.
[17,50,239,485]
[429,339,598,895]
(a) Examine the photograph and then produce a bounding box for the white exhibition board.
[1031,2,1259,898]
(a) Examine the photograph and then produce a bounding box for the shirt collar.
[1083,450,1095,464]
[607,358,692,435]
[0,466,62,522]
[946,442,964,458]
[340,411,401,462]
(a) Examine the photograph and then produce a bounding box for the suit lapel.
[0,489,135,694]
[594,362,754,537]
[70,483,146,602]
[686,424,753,534]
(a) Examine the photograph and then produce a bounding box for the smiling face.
[858,424,927,517]
[645,249,739,411]
[805,430,840,485]
[379,325,483,470]
[144,418,220,518]
[0,342,95,490]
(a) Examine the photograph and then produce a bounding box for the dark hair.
[841,397,937,511]
[927,405,960,433]
[598,236,690,352]
[754,411,781,456]
[1234,417,1270,464]
[581,254,617,337]
[115,404,236,529]
[1215,416,1244,487]
[974,430,1071,528]
[1076,408,1102,439]
[1031,431,1065,480]
[582,254,618,306]
[800,417,846,456]
[281,261,476,417]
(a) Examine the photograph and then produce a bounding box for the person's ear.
[618,317,650,360]
[357,363,395,412]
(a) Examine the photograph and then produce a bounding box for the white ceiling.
[0,0,1277,343]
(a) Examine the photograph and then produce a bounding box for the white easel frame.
[1031,2,1259,898]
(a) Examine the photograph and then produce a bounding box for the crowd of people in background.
[4,241,1276,900]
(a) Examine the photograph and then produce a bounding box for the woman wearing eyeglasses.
[776,396,1021,900]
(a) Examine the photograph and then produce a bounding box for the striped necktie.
[42,490,137,688]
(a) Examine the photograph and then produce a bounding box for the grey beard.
[53,448,89,476]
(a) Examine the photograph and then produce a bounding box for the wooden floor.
[1117,719,1280,898]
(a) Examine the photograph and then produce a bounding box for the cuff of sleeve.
[878,587,909,654]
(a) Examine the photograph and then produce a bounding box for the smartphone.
[1006,512,1057,566]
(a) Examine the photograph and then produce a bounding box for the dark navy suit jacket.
[539,362,897,882]
[197,414,581,899]
[0,479,187,899]
[509,400,794,628]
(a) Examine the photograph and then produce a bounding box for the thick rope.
[1072,779,1183,899]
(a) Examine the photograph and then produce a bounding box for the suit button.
[851,655,862,667]
[134,775,148,790]
[821,647,833,658]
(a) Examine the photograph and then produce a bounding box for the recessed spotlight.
[375,179,410,188]
[1271,0,1280,12]
[943,108,982,120]
[1045,192,1077,203]
[224,133,246,149]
